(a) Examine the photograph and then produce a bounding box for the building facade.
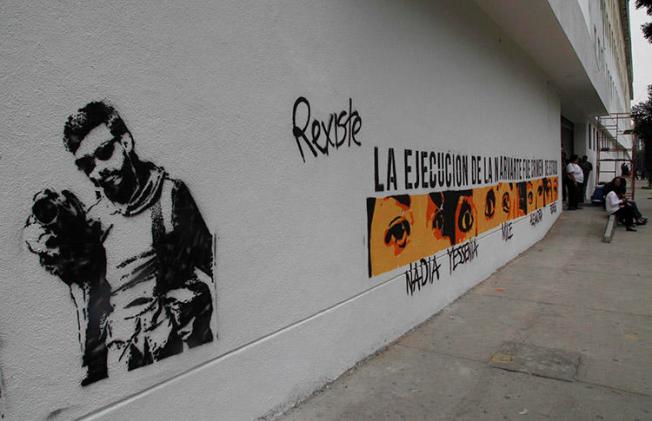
[0,1,632,419]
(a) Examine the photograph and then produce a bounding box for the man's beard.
[98,166,138,204]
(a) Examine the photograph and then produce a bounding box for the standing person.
[566,155,584,210]
[25,101,215,385]
[621,162,630,177]
[580,155,593,204]
[561,151,568,204]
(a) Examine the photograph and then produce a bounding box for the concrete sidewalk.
[277,188,652,421]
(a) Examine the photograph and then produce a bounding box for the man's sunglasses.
[75,137,119,175]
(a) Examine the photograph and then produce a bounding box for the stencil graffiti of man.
[25,101,215,385]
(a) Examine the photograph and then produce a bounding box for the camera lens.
[33,198,59,225]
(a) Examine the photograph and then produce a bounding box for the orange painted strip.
[366,177,558,277]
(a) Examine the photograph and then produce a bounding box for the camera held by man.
[24,188,106,285]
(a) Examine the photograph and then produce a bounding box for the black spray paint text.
[530,209,543,226]
[292,97,361,162]
[374,146,558,193]
[447,238,479,275]
[501,221,513,241]
[374,147,469,192]
[471,156,554,184]
[405,255,442,296]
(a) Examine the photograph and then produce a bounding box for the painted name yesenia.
[292,96,362,162]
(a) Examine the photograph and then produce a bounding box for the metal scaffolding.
[596,112,637,199]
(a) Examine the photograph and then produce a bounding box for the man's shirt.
[73,163,214,375]
[566,163,584,183]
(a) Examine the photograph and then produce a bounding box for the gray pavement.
[277,188,652,421]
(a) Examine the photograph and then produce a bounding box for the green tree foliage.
[634,1,652,182]
[632,86,652,183]
[636,0,652,42]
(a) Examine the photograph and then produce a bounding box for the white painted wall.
[571,122,602,201]
[586,123,600,199]
[548,0,631,116]
[1,1,564,420]
[577,0,592,32]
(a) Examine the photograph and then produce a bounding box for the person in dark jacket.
[580,155,593,203]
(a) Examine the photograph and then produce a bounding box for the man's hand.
[24,214,65,277]
[165,288,201,341]
[24,189,105,285]
[164,277,213,346]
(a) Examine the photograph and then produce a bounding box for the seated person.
[620,192,647,225]
[606,177,647,225]
[604,176,626,197]
[605,189,645,231]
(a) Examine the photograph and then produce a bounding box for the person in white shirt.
[604,177,648,225]
[565,155,584,210]
[605,189,637,231]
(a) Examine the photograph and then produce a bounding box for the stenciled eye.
[75,156,95,175]
[537,186,543,197]
[432,210,444,231]
[528,191,534,205]
[95,139,116,161]
[502,192,510,213]
[485,190,495,218]
[428,192,445,234]
[384,218,411,251]
[458,201,474,233]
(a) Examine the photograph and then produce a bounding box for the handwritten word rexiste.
[292,97,361,162]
